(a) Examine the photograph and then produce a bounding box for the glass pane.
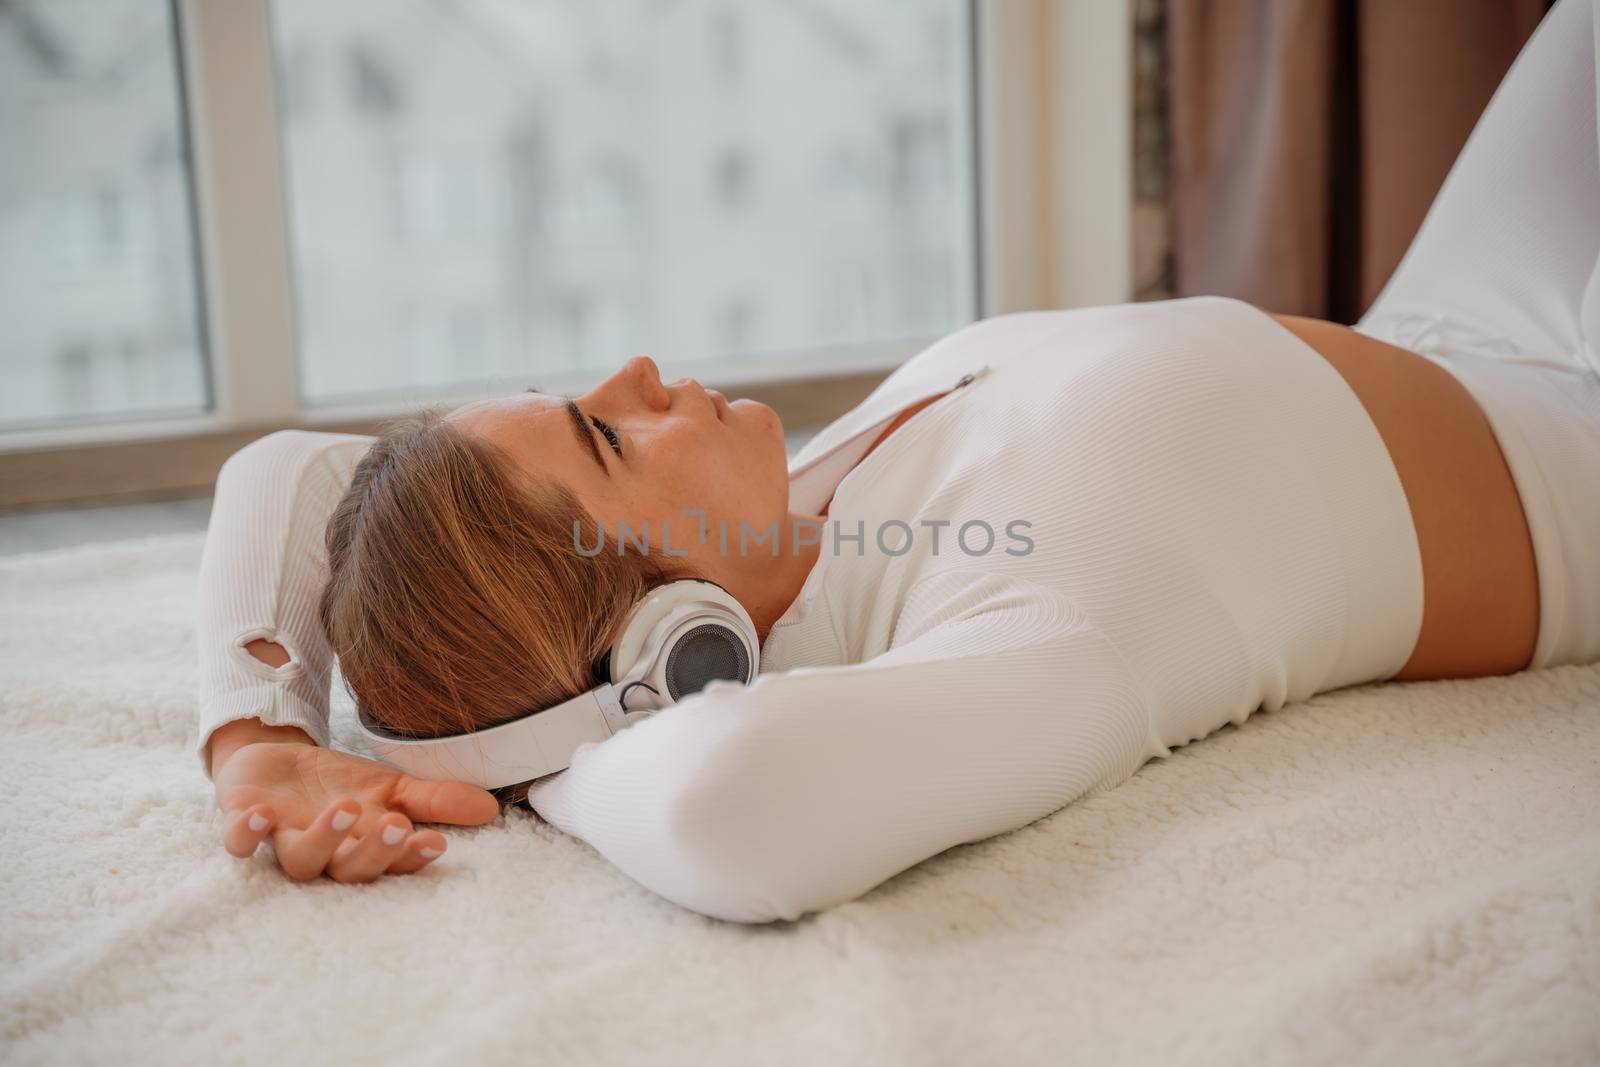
[271,0,977,405]
[0,0,208,428]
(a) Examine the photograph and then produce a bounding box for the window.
[0,0,207,428]
[270,0,980,405]
[0,0,1137,471]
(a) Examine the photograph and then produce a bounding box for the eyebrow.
[563,399,609,475]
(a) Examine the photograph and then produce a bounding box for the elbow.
[658,738,844,924]
[560,690,873,924]
[216,429,313,488]
[661,786,814,924]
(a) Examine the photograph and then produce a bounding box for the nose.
[592,355,670,411]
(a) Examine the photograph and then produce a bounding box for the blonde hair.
[320,411,682,799]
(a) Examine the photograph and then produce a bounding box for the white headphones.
[355,578,760,789]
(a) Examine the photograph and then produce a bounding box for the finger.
[384,830,449,875]
[390,776,500,826]
[326,812,413,884]
[222,804,275,859]
[274,800,362,881]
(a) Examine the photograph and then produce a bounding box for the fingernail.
[382,825,405,846]
[248,813,269,832]
[331,810,357,832]
[420,847,443,859]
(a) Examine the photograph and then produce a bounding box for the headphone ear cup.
[659,617,754,699]
[606,578,759,687]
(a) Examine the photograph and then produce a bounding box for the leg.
[1357,0,1600,375]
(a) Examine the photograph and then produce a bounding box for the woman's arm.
[198,430,500,881]
[197,430,373,773]
[527,569,1160,923]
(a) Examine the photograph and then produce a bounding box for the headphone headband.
[355,578,759,789]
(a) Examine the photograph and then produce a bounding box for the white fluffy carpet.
[2,533,1597,1066]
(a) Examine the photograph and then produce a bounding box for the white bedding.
[2,533,1597,1065]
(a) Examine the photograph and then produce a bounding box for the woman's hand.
[209,719,501,883]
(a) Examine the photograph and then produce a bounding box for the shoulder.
[221,429,375,477]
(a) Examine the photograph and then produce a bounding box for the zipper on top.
[787,365,987,484]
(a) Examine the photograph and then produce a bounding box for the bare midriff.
[1268,313,1540,679]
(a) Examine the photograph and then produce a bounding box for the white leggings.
[1355,0,1600,670]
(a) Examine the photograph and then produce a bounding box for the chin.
[729,397,783,440]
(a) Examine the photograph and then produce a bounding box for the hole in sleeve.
[244,638,291,669]
[228,629,305,680]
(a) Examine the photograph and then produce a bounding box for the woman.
[201,0,1600,922]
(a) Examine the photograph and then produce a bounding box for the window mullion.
[977,0,1048,315]
[1051,0,1133,308]
[978,0,1132,314]
[179,0,301,428]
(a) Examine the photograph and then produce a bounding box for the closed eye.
[589,414,623,457]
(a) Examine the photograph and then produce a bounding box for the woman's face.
[448,356,791,571]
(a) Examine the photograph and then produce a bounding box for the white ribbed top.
[196,295,1424,922]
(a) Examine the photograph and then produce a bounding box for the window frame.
[0,0,1131,503]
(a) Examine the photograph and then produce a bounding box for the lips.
[672,375,727,421]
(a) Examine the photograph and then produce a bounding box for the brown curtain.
[1167,0,1549,324]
